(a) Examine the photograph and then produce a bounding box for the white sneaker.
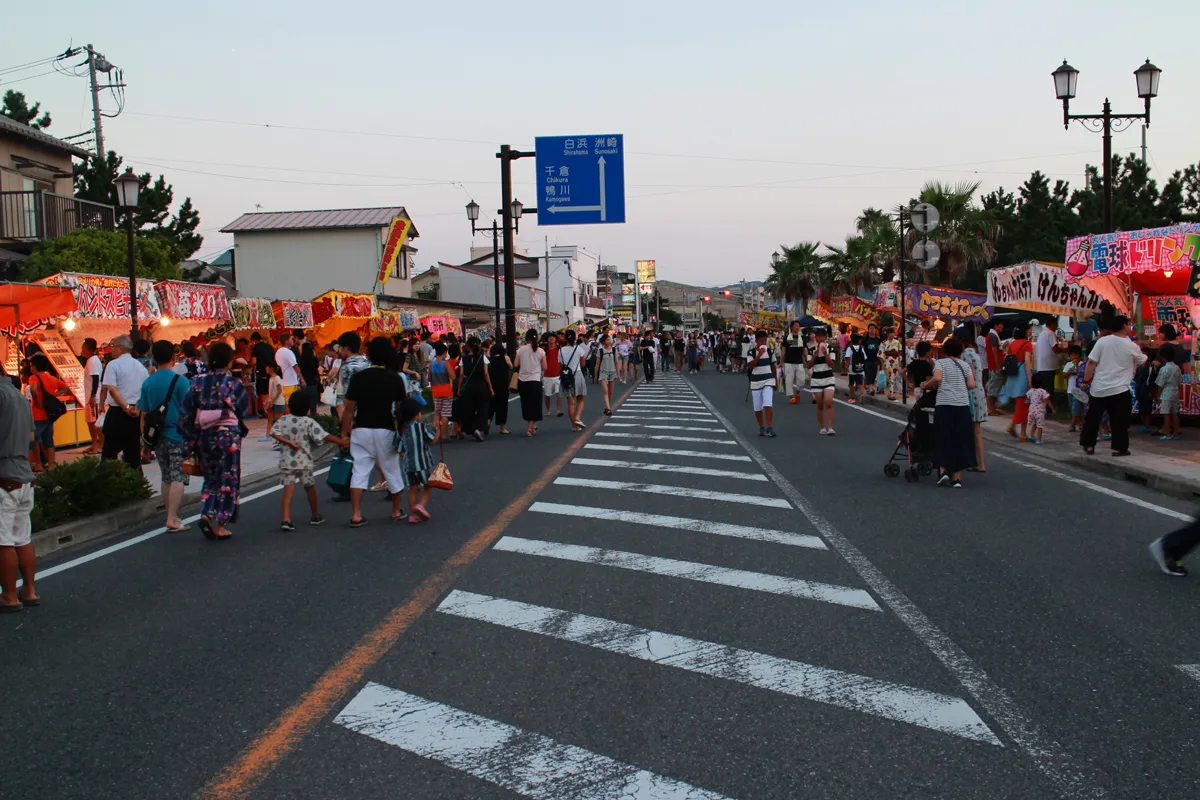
[826,429,836,435]
[818,428,829,435]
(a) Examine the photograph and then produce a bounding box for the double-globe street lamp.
[114,167,142,339]
[1052,58,1162,234]
[466,197,530,344]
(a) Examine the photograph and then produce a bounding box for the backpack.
[34,375,68,424]
[559,345,581,393]
[1001,348,1021,377]
[850,345,866,371]
[141,373,181,448]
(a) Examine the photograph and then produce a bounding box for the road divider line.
[583,444,751,462]
[495,536,876,610]
[570,457,767,481]
[623,400,706,406]
[553,477,790,508]
[199,383,641,800]
[437,590,997,743]
[529,502,825,548]
[1175,665,1200,685]
[693,384,1110,799]
[836,398,1192,523]
[334,682,731,800]
[594,432,736,445]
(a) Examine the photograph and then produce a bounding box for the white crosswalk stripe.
[334,682,732,800]
[570,457,769,481]
[494,536,877,610]
[584,444,752,461]
[594,432,737,445]
[529,501,826,548]
[604,423,727,432]
[437,591,1000,744]
[553,477,791,508]
[614,414,718,422]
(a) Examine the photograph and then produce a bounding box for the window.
[392,251,409,280]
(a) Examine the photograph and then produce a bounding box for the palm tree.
[913,180,1002,286]
[764,241,823,318]
[856,207,901,282]
[821,235,875,295]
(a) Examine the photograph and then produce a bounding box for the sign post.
[535,136,626,226]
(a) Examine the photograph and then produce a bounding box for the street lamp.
[465,201,501,334]
[114,167,142,338]
[1052,58,1162,233]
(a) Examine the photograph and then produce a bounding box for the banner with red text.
[40,272,162,322]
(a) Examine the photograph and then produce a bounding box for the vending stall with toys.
[311,290,375,347]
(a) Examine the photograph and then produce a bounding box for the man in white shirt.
[81,337,104,454]
[99,334,149,471]
[275,334,304,407]
[1080,316,1146,456]
[1034,317,1065,399]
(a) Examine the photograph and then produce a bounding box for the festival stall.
[985,260,1117,320]
[152,280,233,343]
[311,290,376,347]
[737,309,787,331]
[38,272,163,349]
[419,313,463,341]
[222,297,278,334]
[830,296,880,331]
[805,299,835,327]
[272,299,315,342]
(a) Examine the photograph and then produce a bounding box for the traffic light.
[703,295,711,302]
[721,290,731,296]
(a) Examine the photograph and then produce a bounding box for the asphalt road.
[3,367,1199,799]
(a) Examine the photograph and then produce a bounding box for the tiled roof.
[0,115,92,159]
[221,207,417,235]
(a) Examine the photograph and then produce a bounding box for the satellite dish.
[911,203,940,234]
[911,240,941,271]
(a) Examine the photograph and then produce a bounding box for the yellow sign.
[377,217,413,285]
[636,259,656,285]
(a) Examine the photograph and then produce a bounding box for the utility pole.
[544,236,550,333]
[86,44,105,158]
[1141,124,1148,164]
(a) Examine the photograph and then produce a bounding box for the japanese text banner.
[905,285,993,323]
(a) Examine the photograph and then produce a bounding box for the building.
[179,248,237,293]
[219,207,418,300]
[598,266,636,326]
[420,262,546,316]
[0,115,114,271]
[540,245,603,325]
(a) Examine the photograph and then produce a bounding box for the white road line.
[570,457,768,481]
[620,405,711,412]
[334,682,731,800]
[529,502,825,548]
[624,400,706,406]
[496,536,876,610]
[694,386,1110,798]
[553,477,790,508]
[604,424,727,433]
[1175,664,1200,685]
[614,414,718,422]
[584,444,752,462]
[438,591,997,744]
[594,432,737,445]
[34,466,331,582]
[837,399,1192,523]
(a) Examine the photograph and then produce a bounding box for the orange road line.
[200,381,641,799]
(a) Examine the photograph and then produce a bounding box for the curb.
[833,384,1200,503]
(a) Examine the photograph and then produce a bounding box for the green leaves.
[20,228,180,282]
[31,456,152,532]
[1,90,51,129]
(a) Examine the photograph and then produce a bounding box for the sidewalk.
[57,415,285,495]
[830,376,1200,502]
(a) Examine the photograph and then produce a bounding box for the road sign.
[639,283,654,293]
[535,135,625,226]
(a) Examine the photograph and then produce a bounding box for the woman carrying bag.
[457,336,493,443]
[921,336,977,488]
[181,342,250,541]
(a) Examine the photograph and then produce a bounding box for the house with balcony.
[0,115,115,272]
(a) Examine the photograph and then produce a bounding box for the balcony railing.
[0,190,115,243]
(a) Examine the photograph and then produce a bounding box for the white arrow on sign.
[546,156,607,221]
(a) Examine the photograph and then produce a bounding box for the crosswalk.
[330,373,1011,797]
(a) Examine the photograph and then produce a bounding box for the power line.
[0,69,64,87]
[0,53,67,75]
[126,159,460,188]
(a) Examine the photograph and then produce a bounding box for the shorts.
[1069,397,1085,417]
[1161,391,1181,415]
[848,374,864,386]
[281,467,315,487]
[282,385,299,402]
[31,419,55,449]
[561,377,586,398]
[542,377,561,396]
[0,484,34,547]
[618,354,629,362]
[406,471,427,488]
[155,439,188,484]
[273,404,286,413]
[752,385,775,412]
[433,397,454,419]
[599,367,618,382]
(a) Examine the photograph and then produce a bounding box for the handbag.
[142,373,181,448]
[320,385,337,408]
[181,456,204,477]
[34,375,68,424]
[326,453,352,496]
[427,438,453,491]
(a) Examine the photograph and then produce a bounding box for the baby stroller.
[883,394,935,482]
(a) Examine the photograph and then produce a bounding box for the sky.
[4,0,1198,287]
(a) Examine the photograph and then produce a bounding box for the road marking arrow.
[545,156,609,219]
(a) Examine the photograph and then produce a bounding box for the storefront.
[311,290,375,347]
[152,280,233,343]
[38,272,163,350]
[830,296,880,331]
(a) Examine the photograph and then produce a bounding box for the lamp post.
[1052,58,1162,234]
[114,167,142,339]
[497,145,537,356]
[465,200,502,335]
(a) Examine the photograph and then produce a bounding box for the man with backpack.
[846,333,867,404]
[137,341,191,532]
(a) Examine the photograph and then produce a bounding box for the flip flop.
[0,601,22,613]
[413,504,431,521]
[407,514,422,524]
[967,467,986,473]
[199,516,217,541]
[165,524,191,532]
[20,595,40,607]
[350,518,368,528]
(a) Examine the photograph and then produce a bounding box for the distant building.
[220,206,418,300]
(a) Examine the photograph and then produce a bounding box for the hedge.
[31,457,153,532]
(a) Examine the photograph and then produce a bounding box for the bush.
[31,457,153,532]
[312,413,340,436]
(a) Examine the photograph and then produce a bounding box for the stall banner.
[396,307,420,329]
[376,217,413,286]
[1065,223,1200,280]
[445,316,463,337]
[807,299,834,322]
[421,315,448,337]
[738,309,787,331]
[905,285,993,323]
[371,309,403,334]
[531,291,546,311]
[42,273,162,322]
[831,296,880,325]
[1148,295,1196,334]
[228,298,277,330]
[326,291,375,318]
[873,283,900,311]
[156,281,232,321]
[986,262,1105,313]
[1134,373,1200,417]
[467,325,497,341]
[277,301,314,329]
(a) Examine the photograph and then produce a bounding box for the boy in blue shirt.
[137,340,191,531]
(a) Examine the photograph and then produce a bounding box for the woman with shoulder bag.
[922,336,977,488]
[999,325,1035,442]
[559,330,587,432]
[181,342,250,541]
[457,336,493,443]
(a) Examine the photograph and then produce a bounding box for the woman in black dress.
[487,342,513,435]
[296,341,322,414]
[457,337,493,442]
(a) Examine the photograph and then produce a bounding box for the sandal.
[407,514,422,524]
[20,594,40,607]
[967,467,986,473]
[199,516,217,541]
[413,504,431,521]
[0,601,21,614]
[350,517,368,528]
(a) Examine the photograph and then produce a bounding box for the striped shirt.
[934,357,970,407]
[809,346,836,389]
[748,347,777,390]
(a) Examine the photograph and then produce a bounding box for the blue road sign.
[535,135,625,226]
